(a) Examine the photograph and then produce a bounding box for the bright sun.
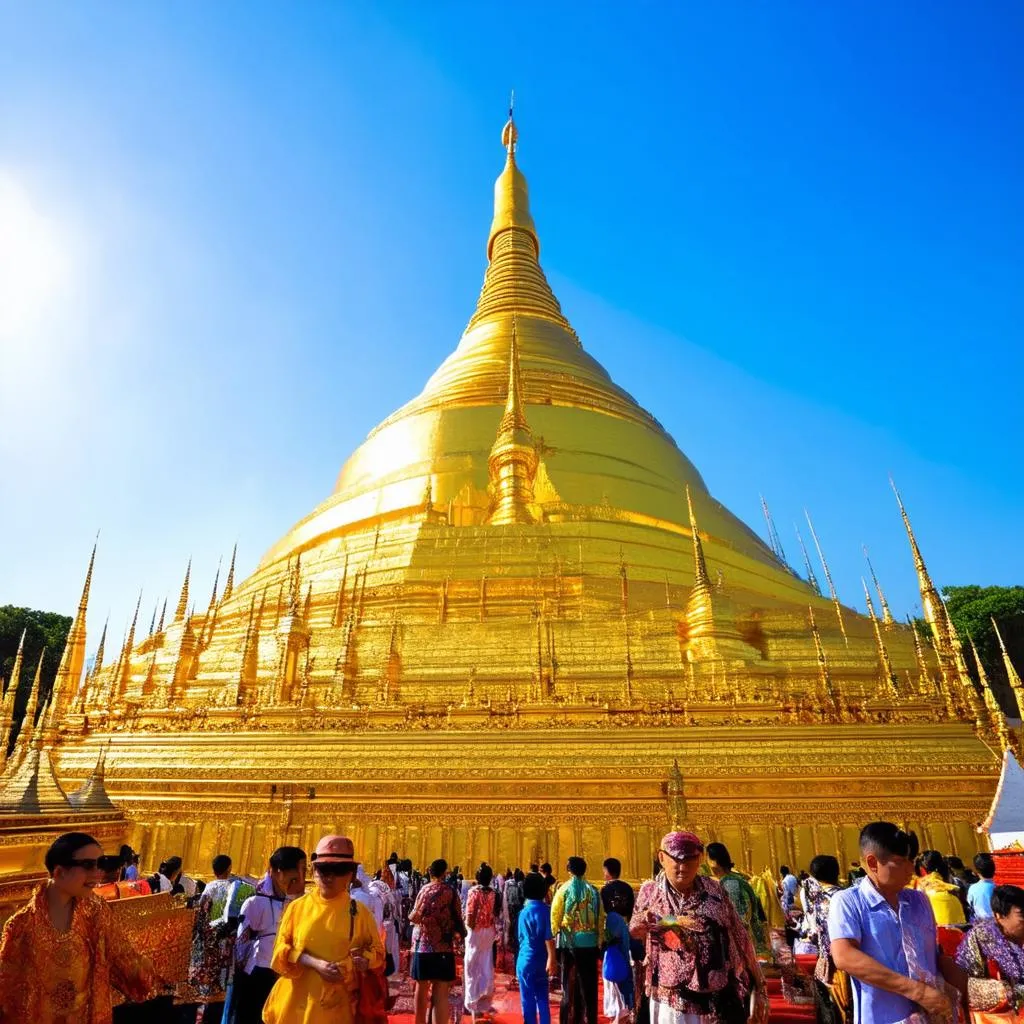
[0,173,69,343]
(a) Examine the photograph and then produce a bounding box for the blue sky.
[0,1,1020,648]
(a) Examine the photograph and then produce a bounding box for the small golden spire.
[156,596,167,635]
[487,320,539,525]
[686,486,712,598]
[175,558,191,622]
[114,592,142,704]
[48,538,98,724]
[862,578,898,700]
[992,616,1024,711]
[805,511,848,645]
[0,631,26,768]
[488,103,537,260]
[13,648,45,761]
[973,632,1012,751]
[862,545,894,626]
[223,543,237,602]
[794,523,821,596]
[760,494,788,565]
[808,606,843,721]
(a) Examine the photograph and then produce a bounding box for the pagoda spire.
[992,617,1024,714]
[0,631,26,767]
[11,648,45,766]
[48,538,97,723]
[794,523,821,595]
[223,543,237,602]
[890,479,954,658]
[862,545,894,626]
[79,615,110,714]
[804,511,848,645]
[114,592,142,703]
[760,495,788,565]
[808,606,844,721]
[199,558,222,647]
[147,602,157,638]
[466,111,575,337]
[156,597,167,635]
[487,320,539,525]
[687,486,712,599]
[972,633,1012,751]
[174,558,191,622]
[862,578,898,701]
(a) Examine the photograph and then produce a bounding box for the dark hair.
[270,846,307,872]
[992,884,1024,917]
[514,868,525,882]
[809,854,841,885]
[164,855,183,876]
[603,857,622,878]
[859,821,913,860]
[948,856,966,871]
[523,871,547,901]
[476,863,494,886]
[429,858,448,879]
[780,865,790,876]
[975,853,996,879]
[706,843,734,870]
[45,832,100,874]
[212,854,232,876]
[119,844,134,861]
[567,856,587,877]
[541,863,552,874]
[921,850,949,880]
[529,863,539,872]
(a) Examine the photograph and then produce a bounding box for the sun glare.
[0,173,69,343]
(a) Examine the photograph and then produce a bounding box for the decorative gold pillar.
[767,824,779,874]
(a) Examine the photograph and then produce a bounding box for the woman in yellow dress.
[263,835,385,1024]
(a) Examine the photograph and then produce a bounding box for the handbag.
[603,944,631,985]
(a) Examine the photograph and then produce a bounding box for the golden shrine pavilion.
[13,116,1012,881]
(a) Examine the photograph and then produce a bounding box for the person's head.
[212,854,232,879]
[948,856,966,873]
[567,856,587,878]
[529,863,539,873]
[429,858,448,880]
[921,850,950,881]
[859,822,916,894]
[269,846,307,896]
[809,855,841,886]
[780,865,790,877]
[993,885,1024,943]
[119,844,134,863]
[541,862,552,876]
[98,854,123,884]
[705,842,734,876]
[657,831,704,893]
[163,855,183,882]
[514,868,524,882]
[388,851,398,864]
[523,871,547,901]
[975,853,997,880]
[311,835,357,898]
[45,832,104,898]
[603,857,622,882]
[476,863,493,887]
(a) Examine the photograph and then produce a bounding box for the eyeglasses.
[62,858,100,871]
[313,861,354,878]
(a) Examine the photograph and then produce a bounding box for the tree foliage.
[0,606,72,735]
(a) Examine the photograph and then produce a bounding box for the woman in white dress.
[464,864,499,1022]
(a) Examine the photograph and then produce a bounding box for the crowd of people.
[1,823,1023,1024]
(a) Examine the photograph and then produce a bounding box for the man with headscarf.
[549,856,602,1024]
[631,831,769,1024]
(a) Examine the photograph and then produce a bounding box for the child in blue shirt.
[517,871,555,1024]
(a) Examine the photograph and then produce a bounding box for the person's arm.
[408,888,423,925]
[550,884,565,942]
[831,939,950,1015]
[629,884,651,940]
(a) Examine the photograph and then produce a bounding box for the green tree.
[0,606,72,749]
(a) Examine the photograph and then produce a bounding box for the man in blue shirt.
[780,866,800,914]
[968,852,997,919]
[828,821,953,1024]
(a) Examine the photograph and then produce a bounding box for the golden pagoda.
[45,114,1001,879]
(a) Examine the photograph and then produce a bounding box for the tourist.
[542,862,557,903]
[780,864,799,915]
[410,857,466,1024]
[352,863,385,932]
[602,886,635,1024]
[947,855,977,892]
[234,845,306,1024]
[706,842,769,956]
[506,867,526,956]
[0,831,156,1022]
[968,852,997,920]
[186,852,255,1018]
[829,821,956,1024]
[262,834,384,1024]
[917,850,968,925]
[631,830,768,1024]
[368,872,401,976]
[601,857,636,919]
[118,844,139,881]
[465,863,500,1022]
[801,855,845,1024]
[517,871,555,1024]
[955,883,1024,1014]
[550,856,602,1024]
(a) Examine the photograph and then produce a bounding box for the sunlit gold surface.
[38,115,1004,879]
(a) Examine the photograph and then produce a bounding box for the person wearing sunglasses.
[0,830,157,1022]
[630,831,769,1024]
[263,834,384,1024]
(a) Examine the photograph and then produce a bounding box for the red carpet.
[388,972,816,1024]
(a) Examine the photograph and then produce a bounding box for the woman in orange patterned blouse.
[0,831,156,1023]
